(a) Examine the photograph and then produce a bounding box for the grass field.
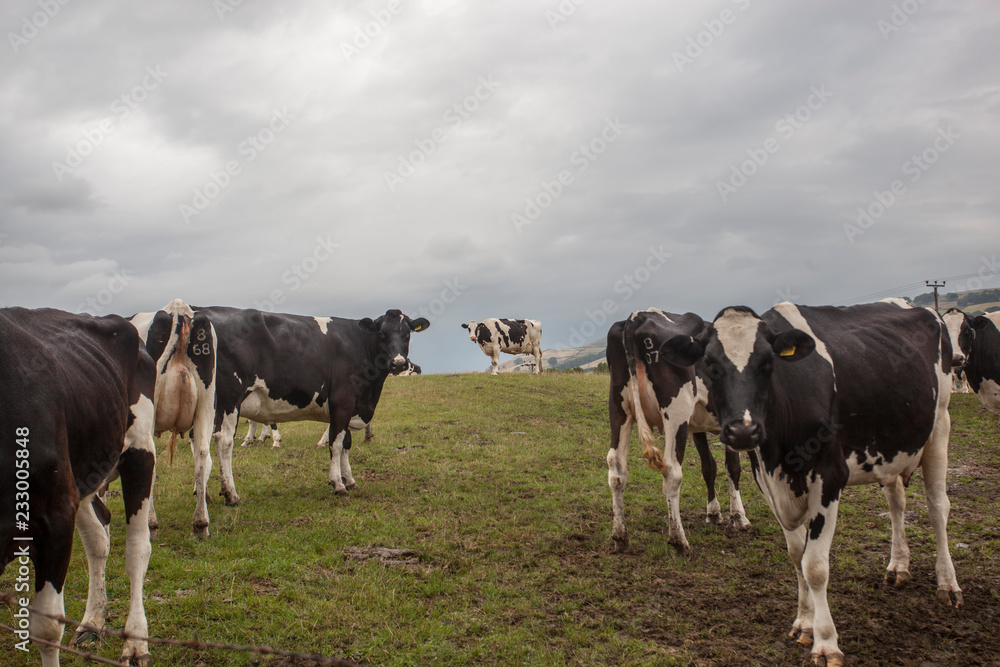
[3,373,1000,666]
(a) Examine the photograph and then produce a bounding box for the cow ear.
[410,317,430,332]
[771,329,815,362]
[460,323,469,329]
[359,317,378,332]
[971,315,993,332]
[659,334,705,368]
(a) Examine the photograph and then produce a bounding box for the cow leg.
[800,497,843,665]
[240,420,257,447]
[270,424,281,448]
[607,409,634,553]
[724,448,751,529]
[214,410,241,506]
[317,425,329,448]
[191,407,215,535]
[72,496,111,646]
[691,432,723,525]
[882,476,911,585]
[31,505,76,667]
[533,347,542,374]
[340,430,358,490]
[146,479,158,539]
[364,423,374,443]
[783,524,815,646]
[922,408,963,606]
[328,428,349,495]
[661,422,691,556]
[491,349,500,375]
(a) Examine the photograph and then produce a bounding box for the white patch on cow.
[314,316,332,334]
[742,409,752,426]
[349,415,368,430]
[846,448,922,486]
[240,379,328,422]
[773,302,837,390]
[713,309,760,372]
[30,580,64,665]
[879,297,912,308]
[942,309,966,356]
[978,379,1000,414]
[689,376,720,433]
[393,354,405,364]
[129,311,156,340]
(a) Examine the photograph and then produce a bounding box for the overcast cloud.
[1,0,997,373]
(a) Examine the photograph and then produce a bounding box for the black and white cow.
[193,307,428,500]
[1,308,156,666]
[964,311,1000,414]
[942,307,972,393]
[659,301,961,666]
[462,318,542,375]
[607,309,750,555]
[242,420,281,448]
[130,299,217,536]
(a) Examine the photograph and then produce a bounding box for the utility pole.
[926,280,946,313]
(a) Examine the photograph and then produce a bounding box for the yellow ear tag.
[413,324,424,331]
[779,345,796,357]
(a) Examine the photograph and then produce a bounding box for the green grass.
[3,375,999,666]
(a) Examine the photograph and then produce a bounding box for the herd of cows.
[1,297,999,666]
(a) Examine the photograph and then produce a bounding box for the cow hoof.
[730,515,752,530]
[122,650,151,667]
[193,522,209,537]
[345,481,359,490]
[610,535,630,553]
[706,512,725,525]
[333,487,348,496]
[796,628,814,647]
[71,629,102,646]
[936,587,963,607]
[669,541,692,557]
[813,652,844,667]
[885,569,910,586]
[221,492,241,506]
[271,443,281,449]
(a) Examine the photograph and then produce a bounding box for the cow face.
[461,320,478,342]
[359,309,430,374]
[660,307,815,451]
[943,308,973,369]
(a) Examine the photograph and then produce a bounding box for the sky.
[1,0,998,374]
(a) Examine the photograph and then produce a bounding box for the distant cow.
[660,301,961,666]
[242,420,281,448]
[964,311,1000,414]
[194,307,428,500]
[607,309,749,556]
[462,318,542,375]
[1,308,156,666]
[130,299,217,536]
[942,308,972,393]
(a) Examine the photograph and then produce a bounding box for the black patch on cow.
[188,312,216,388]
[809,513,826,540]
[116,448,155,523]
[966,314,1000,394]
[498,319,528,347]
[144,310,172,364]
[91,496,112,527]
[475,323,492,347]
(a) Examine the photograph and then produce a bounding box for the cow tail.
[168,432,177,465]
[623,315,665,472]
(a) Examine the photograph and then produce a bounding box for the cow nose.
[390,355,407,372]
[952,354,966,368]
[723,421,762,450]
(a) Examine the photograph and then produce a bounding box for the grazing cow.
[607,309,750,556]
[193,307,428,500]
[0,308,156,666]
[242,420,281,447]
[964,311,1000,414]
[659,301,961,666]
[130,299,217,536]
[462,318,542,375]
[942,308,973,393]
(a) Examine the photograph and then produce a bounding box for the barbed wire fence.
[2,592,365,667]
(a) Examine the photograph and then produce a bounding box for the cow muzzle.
[722,419,763,451]
[952,354,966,369]
[390,355,408,373]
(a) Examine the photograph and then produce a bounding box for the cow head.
[359,309,430,374]
[659,306,815,451]
[461,320,478,342]
[943,308,973,369]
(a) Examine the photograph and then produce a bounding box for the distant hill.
[495,339,606,373]
[910,287,1000,315]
